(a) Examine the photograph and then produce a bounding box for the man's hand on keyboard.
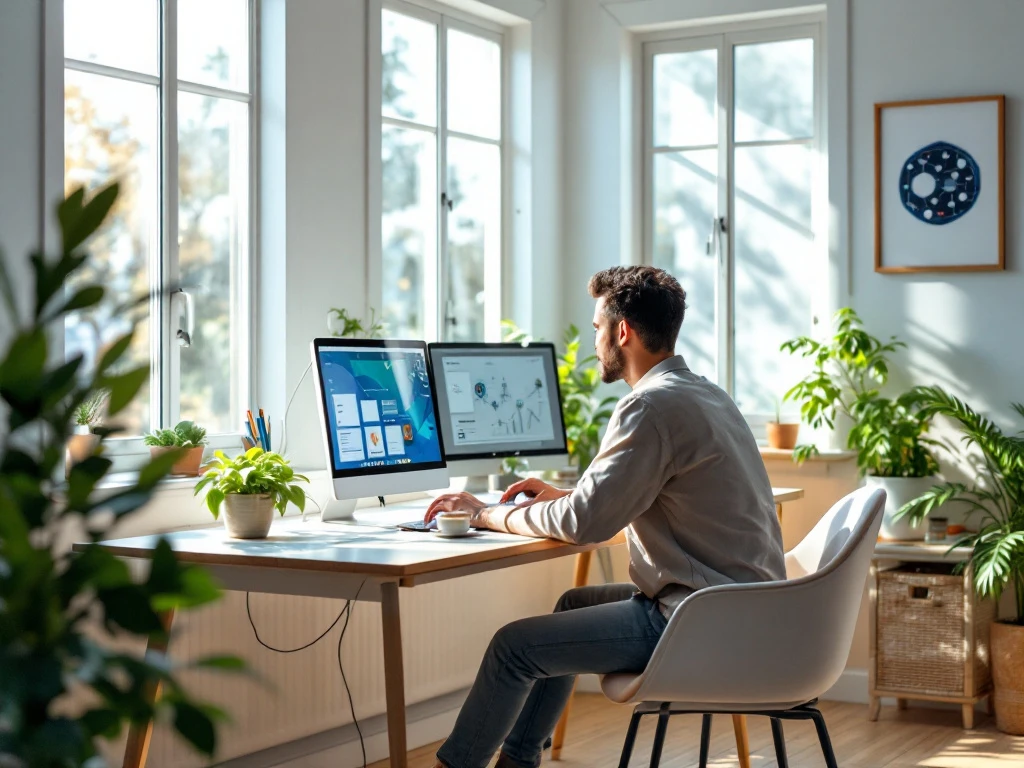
[500,478,571,507]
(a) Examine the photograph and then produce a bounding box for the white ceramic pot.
[222,494,275,539]
[864,474,939,541]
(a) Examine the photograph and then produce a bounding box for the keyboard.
[397,519,435,532]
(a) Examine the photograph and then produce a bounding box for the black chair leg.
[698,714,713,768]
[770,717,789,768]
[617,709,643,768]
[809,707,839,768]
[648,704,671,768]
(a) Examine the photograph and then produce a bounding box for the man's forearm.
[479,501,576,541]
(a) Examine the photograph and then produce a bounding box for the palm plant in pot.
[143,419,208,476]
[766,396,800,450]
[895,387,1024,734]
[196,447,309,539]
[781,308,942,539]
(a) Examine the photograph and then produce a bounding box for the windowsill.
[758,446,857,462]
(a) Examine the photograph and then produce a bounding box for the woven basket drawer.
[876,569,993,697]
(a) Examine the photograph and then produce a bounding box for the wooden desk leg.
[550,551,593,761]
[381,582,408,768]
[122,609,175,768]
[732,715,751,768]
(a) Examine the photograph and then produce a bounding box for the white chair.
[601,487,886,768]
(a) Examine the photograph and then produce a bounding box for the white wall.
[850,0,1024,432]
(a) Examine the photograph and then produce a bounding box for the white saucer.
[433,530,477,538]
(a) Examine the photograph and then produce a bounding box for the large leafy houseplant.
[896,387,1024,623]
[781,308,940,478]
[895,387,1024,734]
[502,321,618,474]
[0,184,241,766]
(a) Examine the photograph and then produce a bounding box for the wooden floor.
[370,695,1024,768]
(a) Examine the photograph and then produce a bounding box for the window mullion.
[161,0,181,428]
[436,16,448,342]
[718,34,733,395]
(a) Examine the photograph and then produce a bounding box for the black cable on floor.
[338,598,366,768]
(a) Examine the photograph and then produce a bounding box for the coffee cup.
[436,511,471,536]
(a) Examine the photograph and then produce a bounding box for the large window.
[63,0,254,445]
[645,24,823,422]
[380,2,504,342]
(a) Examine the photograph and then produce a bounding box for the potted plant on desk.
[196,447,309,539]
[895,387,1024,734]
[144,419,209,476]
[781,308,943,540]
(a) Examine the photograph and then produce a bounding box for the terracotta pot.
[149,445,205,476]
[766,422,800,450]
[222,494,275,539]
[992,619,1024,734]
[66,431,100,477]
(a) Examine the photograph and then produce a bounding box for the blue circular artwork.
[899,141,980,225]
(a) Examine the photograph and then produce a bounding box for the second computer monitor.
[429,342,569,477]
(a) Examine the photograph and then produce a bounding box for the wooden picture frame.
[875,95,1005,273]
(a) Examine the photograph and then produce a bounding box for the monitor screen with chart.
[428,343,568,464]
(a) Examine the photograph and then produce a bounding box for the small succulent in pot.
[143,419,209,476]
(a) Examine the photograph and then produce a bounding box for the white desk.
[81,488,805,768]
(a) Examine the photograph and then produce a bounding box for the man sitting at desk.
[424,265,785,768]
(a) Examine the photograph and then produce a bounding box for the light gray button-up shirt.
[496,355,786,614]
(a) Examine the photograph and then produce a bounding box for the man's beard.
[598,341,626,384]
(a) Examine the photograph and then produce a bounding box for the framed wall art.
[875,94,1005,273]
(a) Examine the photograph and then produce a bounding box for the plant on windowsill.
[66,389,107,474]
[766,396,800,450]
[143,419,209,477]
[0,183,241,765]
[195,447,309,539]
[327,306,386,338]
[781,307,942,540]
[502,320,619,476]
[894,387,1024,734]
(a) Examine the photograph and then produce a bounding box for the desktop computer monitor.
[310,338,449,511]
[428,342,570,478]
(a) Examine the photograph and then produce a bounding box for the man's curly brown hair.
[588,266,687,353]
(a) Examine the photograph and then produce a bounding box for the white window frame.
[641,15,826,431]
[60,0,259,466]
[370,0,509,343]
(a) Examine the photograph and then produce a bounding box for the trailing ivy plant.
[781,307,941,478]
[502,321,618,474]
[0,184,242,766]
[896,387,1024,623]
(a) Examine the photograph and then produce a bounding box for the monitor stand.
[321,497,358,523]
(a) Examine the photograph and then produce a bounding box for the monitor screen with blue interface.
[428,343,568,460]
[312,340,445,477]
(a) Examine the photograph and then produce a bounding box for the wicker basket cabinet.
[869,550,996,729]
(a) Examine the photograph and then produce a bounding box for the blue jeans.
[436,584,668,768]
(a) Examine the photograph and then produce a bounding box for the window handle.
[441,192,453,212]
[172,289,194,348]
[705,216,726,256]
